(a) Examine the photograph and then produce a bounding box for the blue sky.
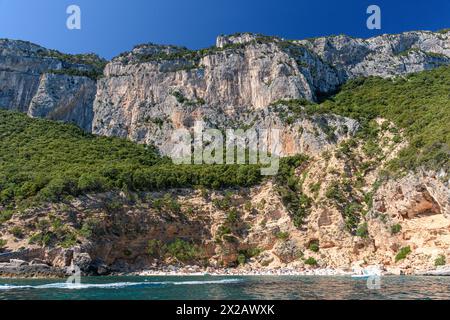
[0,0,449,59]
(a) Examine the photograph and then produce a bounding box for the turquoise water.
[0,276,449,300]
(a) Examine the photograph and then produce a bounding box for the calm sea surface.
[0,276,449,300]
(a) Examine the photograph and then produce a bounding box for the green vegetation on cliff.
[320,66,450,172]
[275,155,312,227]
[278,66,450,172]
[37,49,107,80]
[395,246,412,262]
[0,110,261,207]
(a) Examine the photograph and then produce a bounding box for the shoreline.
[134,268,355,277]
[2,272,449,280]
[2,261,450,279]
[1,272,449,279]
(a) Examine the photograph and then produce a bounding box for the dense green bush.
[318,66,450,172]
[0,238,7,251]
[273,66,450,172]
[275,155,312,227]
[0,110,262,207]
[391,224,402,235]
[308,240,320,252]
[395,246,412,262]
[304,257,318,266]
[165,239,200,262]
[237,253,246,265]
[146,238,203,263]
[435,255,446,267]
[0,210,13,224]
[356,223,369,238]
[276,231,290,241]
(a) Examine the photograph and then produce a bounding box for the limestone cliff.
[92,31,450,156]
[0,39,103,130]
[1,31,449,157]
[0,31,449,277]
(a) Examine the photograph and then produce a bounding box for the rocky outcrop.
[0,259,65,278]
[92,31,450,156]
[373,170,449,219]
[296,30,450,79]
[0,39,103,130]
[0,40,63,113]
[27,73,96,131]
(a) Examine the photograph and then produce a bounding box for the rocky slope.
[1,126,448,276]
[0,31,449,277]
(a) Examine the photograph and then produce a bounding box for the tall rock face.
[296,31,450,79]
[27,73,96,131]
[92,31,450,156]
[0,39,103,131]
[92,38,351,156]
[1,31,449,154]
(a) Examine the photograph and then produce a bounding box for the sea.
[0,276,449,300]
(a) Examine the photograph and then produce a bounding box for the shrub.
[217,225,232,239]
[29,232,53,246]
[308,240,320,252]
[391,224,402,235]
[343,203,363,233]
[77,173,107,193]
[0,210,14,224]
[162,194,181,214]
[257,199,266,210]
[38,176,78,202]
[244,202,252,212]
[147,239,164,258]
[79,218,101,238]
[36,219,51,232]
[213,195,232,211]
[165,239,199,262]
[309,182,321,195]
[0,238,7,250]
[236,248,262,265]
[435,255,446,267]
[276,231,290,241]
[59,231,78,248]
[226,208,239,224]
[395,246,412,262]
[326,183,346,203]
[304,257,318,266]
[356,223,369,238]
[10,226,24,238]
[237,254,246,265]
[243,247,262,259]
